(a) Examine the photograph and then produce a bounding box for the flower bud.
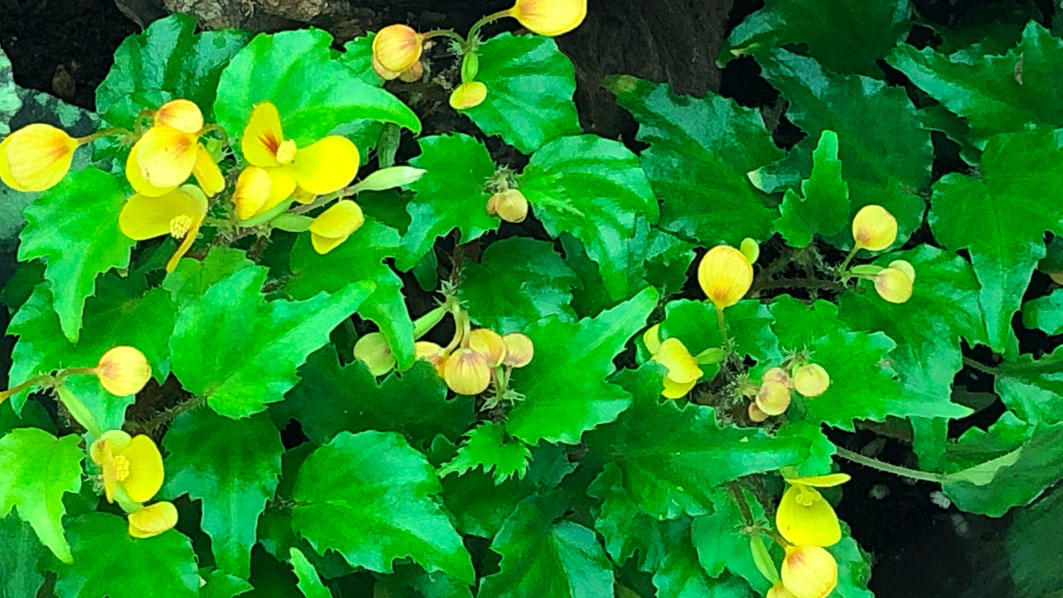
[851,204,897,251]
[372,25,423,73]
[444,348,492,395]
[763,366,792,388]
[874,267,913,304]
[698,245,754,310]
[0,123,79,191]
[740,237,760,264]
[154,99,203,134]
[469,328,507,367]
[372,55,402,81]
[399,60,424,83]
[508,0,587,36]
[502,333,534,368]
[354,332,396,376]
[642,324,662,355]
[493,189,529,223]
[132,125,199,189]
[450,81,489,110]
[755,380,791,416]
[351,166,426,194]
[96,346,152,396]
[128,501,179,538]
[309,200,365,255]
[781,546,838,598]
[748,402,769,423]
[415,341,448,376]
[793,363,830,398]
[888,259,916,282]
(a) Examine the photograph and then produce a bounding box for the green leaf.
[0,428,82,564]
[691,489,772,592]
[758,49,932,243]
[290,547,332,598]
[658,299,781,368]
[0,515,46,598]
[95,14,251,128]
[337,34,384,86]
[278,349,474,447]
[463,33,580,154]
[723,0,910,76]
[292,430,474,583]
[478,494,614,598]
[398,134,498,269]
[0,47,22,135]
[584,366,808,519]
[459,237,579,333]
[608,76,781,246]
[9,276,175,424]
[18,167,134,342]
[163,409,283,579]
[440,422,532,483]
[775,130,850,247]
[163,246,257,305]
[518,134,659,301]
[52,512,199,598]
[287,222,415,369]
[828,528,875,598]
[1023,289,1063,335]
[505,288,658,444]
[929,128,1063,352]
[994,346,1063,426]
[214,28,420,147]
[1007,486,1063,594]
[170,264,374,418]
[943,421,1063,516]
[838,245,983,417]
[888,22,1063,146]
[200,569,254,598]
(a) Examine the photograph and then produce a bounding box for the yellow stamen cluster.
[744,361,829,422]
[89,430,177,538]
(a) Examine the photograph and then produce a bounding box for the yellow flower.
[642,324,662,354]
[792,363,829,398]
[653,337,702,399]
[192,143,225,196]
[851,204,897,251]
[129,123,200,191]
[450,81,489,110]
[415,341,448,376]
[0,123,80,191]
[698,245,753,310]
[469,328,507,367]
[502,333,534,368]
[889,259,916,282]
[309,200,365,255]
[96,346,152,396]
[353,332,396,376]
[372,25,424,74]
[444,348,492,395]
[119,184,209,272]
[776,473,850,547]
[128,501,178,538]
[748,402,769,423]
[125,139,220,198]
[781,545,838,598]
[231,166,294,221]
[874,267,913,304]
[755,380,791,416]
[487,189,529,223]
[241,101,360,201]
[506,0,587,36]
[89,431,164,504]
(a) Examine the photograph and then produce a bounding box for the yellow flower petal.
[125,142,175,197]
[93,438,120,503]
[851,204,897,251]
[502,333,534,368]
[134,126,199,188]
[289,136,360,195]
[654,338,702,384]
[308,200,364,255]
[0,124,79,192]
[116,435,165,503]
[662,376,696,399]
[353,332,396,376]
[781,546,838,598]
[508,0,587,36]
[469,328,507,367]
[449,81,488,111]
[96,346,152,396]
[310,233,349,255]
[415,341,448,376]
[874,267,913,304]
[698,245,753,309]
[756,380,792,416]
[89,430,132,466]
[242,101,285,168]
[776,486,842,547]
[793,363,830,398]
[154,99,203,134]
[232,166,272,221]
[119,186,207,241]
[784,473,851,488]
[642,324,661,355]
[128,501,179,538]
[192,144,225,196]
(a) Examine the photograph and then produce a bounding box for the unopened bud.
[372,25,423,73]
[96,346,152,396]
[154,99,203,134]
[851,204,897,251]
[469,328,507,367]
[781,546,838,598]
[0,123,79,192]
[128,501,178,538]
[888,259,916,283]
[353,332,396,376]
[444,348,492,395]
[698,245,754,310]
[399,60,424,83]
[748,402,769,423]
[874,267,913,304]
[493,189,529,223]
[372,55,402,81]
[763,366,792,388]
[415,341,448,376]
[755,380,791,416]
[507,0,587,36]
[793,363,830,398]
[502,333,534,368]
[351,166,426,194]
[450,81,488,110]
[740,237,760,264]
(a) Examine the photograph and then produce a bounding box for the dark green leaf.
[994,346,1063,426]
[201,569,254,598]
[0,515,45,598]
[440,422,531,483]
[775,130,850,247]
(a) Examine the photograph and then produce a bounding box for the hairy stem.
[834,446,943,483]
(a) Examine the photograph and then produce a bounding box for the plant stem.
[466,10,512,43]
[716,308,729,344]
[754,278,846,293]
[834,446,943,483]
[962,356,998,375]
[0,375,51,403]
[75,127,128,146]
[422,29,465,45]
[727,481,755,527]
[838,245,861,274]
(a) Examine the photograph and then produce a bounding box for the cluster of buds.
[846,205,915,304]
[744,361,829,423]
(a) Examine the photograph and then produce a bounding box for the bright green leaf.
[290,547,332,598]
[691,489,772,592]
[440,422,532,483]
[200,569,254,598]
[775,130,850,247]
[1023,289,1063,335]
[463,33,580,154]
[995,346,1063,426]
